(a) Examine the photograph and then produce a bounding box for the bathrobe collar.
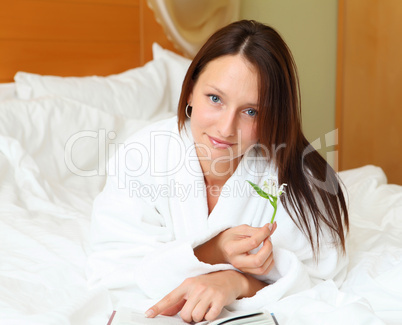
[167,119,274,239]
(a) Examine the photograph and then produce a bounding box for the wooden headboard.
[0,0,178,83]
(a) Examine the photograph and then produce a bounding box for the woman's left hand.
[145,270,245,323]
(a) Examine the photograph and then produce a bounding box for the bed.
[1,1,402,325]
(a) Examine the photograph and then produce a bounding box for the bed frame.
[0,0,178,83]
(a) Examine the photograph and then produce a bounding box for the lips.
[208,135,235,149]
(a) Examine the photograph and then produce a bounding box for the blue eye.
[209,95,221,103]
[245,108,257,117]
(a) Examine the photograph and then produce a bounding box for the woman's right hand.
[194,223,277,276]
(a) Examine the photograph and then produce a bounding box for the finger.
[145,288,185,318]
[250,235,273,264]
[226,225,271,269]
[232,224,260,237]
[160,299,186,316]
[221,228,263,261]
[235,237,273,272]
[234,224,271,253]
[179,296,202,323]
[260,250,275,274]
[252,246,274,275]
[239,222,276,236]
[240,252,274,275]
[189,299,212,323]
[265,222,277,246]
[204,301,225,322]
[271,221,277,235]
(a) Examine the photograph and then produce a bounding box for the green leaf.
[266,194,275,206]
[247,180,269,199]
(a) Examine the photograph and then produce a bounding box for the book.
[107,307,279,325]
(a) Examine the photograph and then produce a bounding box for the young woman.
[87,20,349,323]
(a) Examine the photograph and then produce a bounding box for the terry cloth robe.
[86,116,348,312]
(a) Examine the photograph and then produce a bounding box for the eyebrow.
[206,84,258,108]
[206,84,226,97]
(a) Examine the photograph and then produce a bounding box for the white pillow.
[152,43,192,108]
[0,82,17,102]
[0,96,153,200]
[14,54,178,119]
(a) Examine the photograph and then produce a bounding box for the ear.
[187,92,193,106]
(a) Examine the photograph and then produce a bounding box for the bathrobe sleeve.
[86,125,234,299]
[227,190,349,311]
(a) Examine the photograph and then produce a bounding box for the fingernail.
[145,309,154,318]
[268,224,273,231]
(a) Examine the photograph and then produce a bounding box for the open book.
[108,307,278,325]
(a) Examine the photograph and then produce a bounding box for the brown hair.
[177,20,349,256]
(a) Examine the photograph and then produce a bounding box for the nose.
[217,109,237,138]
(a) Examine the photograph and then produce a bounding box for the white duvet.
[1,46,401,324]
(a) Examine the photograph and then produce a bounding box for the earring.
[185,104,192,118]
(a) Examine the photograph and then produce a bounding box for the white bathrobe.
[86,116,348,312]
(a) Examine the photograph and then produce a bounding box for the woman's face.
[189,54,260,171]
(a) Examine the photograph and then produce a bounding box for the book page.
[110,307,275,325]
[111,307,206,325]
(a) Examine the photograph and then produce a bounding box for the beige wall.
[240,0,338,167]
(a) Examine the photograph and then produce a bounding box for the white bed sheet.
[0,48,401,325]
